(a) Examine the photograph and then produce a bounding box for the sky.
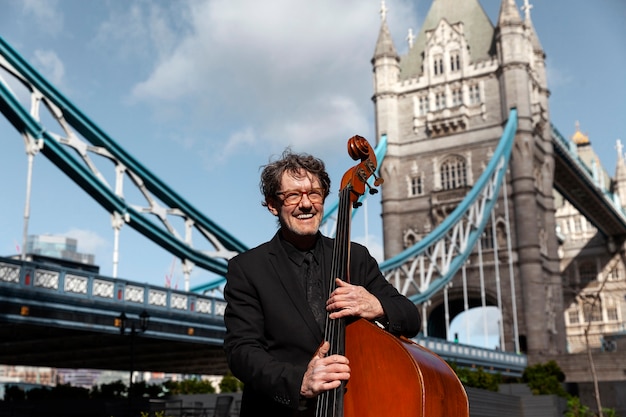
[0,0,625,347]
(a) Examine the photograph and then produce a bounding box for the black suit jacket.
[223,232,420,417]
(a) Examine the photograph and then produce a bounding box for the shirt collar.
[279,232,322,266]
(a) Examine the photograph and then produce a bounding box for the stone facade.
[555,129,626,355]
[372,0,566,362]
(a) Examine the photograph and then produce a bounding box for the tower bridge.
[1,2,625,413]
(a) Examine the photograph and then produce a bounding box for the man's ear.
[267,199,279,216]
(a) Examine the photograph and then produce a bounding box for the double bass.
[316,135,469,417]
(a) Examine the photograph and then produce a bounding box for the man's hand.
[300,341,350,398]
[326,278,384,320]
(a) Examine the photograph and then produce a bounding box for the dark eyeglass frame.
[276,188,325,206]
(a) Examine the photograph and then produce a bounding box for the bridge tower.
[372,0,566,361]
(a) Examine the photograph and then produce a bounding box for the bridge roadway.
[0,256,229,375]
[552,126,626,239]
[0,256,527,377]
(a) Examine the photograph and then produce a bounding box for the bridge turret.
[496,0,566,360]
[371,1,400,152]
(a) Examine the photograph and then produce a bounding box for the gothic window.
[435,92,446,110]
[573,217,582,233]
[450,50,461,72]
[469,84,481,104]
[578,261,596,285]
[419,95,429,115]
[409,175,423,196]
[567,309,580,325]
[440,156,467,190]
[403,229,419,248]
[433,54,444,75]
[452,88,463,106]
[583,302,602,322]
[607,306,619,321]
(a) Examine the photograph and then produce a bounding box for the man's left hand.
[326,278,384,320]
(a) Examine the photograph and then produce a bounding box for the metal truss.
[379,109,518,304]
[0,37,247,291]
[0,34,518,304]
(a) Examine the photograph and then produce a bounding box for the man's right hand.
[299,341,351,398]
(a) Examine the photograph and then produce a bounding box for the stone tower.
[372,0,566,361]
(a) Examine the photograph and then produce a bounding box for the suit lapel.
[267,233,323,339]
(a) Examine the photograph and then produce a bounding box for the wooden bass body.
[343,319,469,417]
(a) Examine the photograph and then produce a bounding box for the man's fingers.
[315,340,330,358]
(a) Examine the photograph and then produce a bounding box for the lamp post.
[117,310,150,414]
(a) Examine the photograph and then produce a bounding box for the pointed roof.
[498,0,522,26]
[572,121,590,146]
[521,0,544,53]
[373,16,399,62]
[399,0,496,80]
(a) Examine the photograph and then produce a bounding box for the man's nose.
[299,193,313,207]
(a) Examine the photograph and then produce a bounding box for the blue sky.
[1,1,625,346]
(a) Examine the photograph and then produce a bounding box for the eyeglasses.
[276,188,325,206]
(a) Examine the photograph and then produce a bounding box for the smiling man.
[223,149,420,417]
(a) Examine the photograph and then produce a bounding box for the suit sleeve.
[223,254,306,410]
[351,243,421,338]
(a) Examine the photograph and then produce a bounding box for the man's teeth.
[298,213,314,219]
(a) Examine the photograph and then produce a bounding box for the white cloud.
[353,233,384,263]
[21,0,63,36]
[217,126,258,162]
[32,49,65,87]
[546,65,574,89]
[124,0,418,162]
[64,228,109,264]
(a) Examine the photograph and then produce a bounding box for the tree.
[522,360,567,397]
[163,378,216,395]
[219,372,244,393]
[448,363,501,392]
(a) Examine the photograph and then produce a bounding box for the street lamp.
[117,310,150,413]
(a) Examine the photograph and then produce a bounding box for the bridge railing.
[552,124,626,218]
[0,256,226,320]
[413,335,527,377]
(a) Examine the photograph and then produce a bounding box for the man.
[223,149,421,416]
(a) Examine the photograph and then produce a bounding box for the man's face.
[267,169,325,249]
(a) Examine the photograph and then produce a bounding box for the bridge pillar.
[498,0,565,360]
[371,0,566,361]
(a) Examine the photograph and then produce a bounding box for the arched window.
[450,50,461,72]
[440,156,467,190]
[469,84,481,104]
[433,54,444,75]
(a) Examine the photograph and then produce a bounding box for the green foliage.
[564,396,593,417]
[522,360,567,397]
[448,363,501,392]
[548,394,617,417]
[219,372,244,393]
[163,378,216,395]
